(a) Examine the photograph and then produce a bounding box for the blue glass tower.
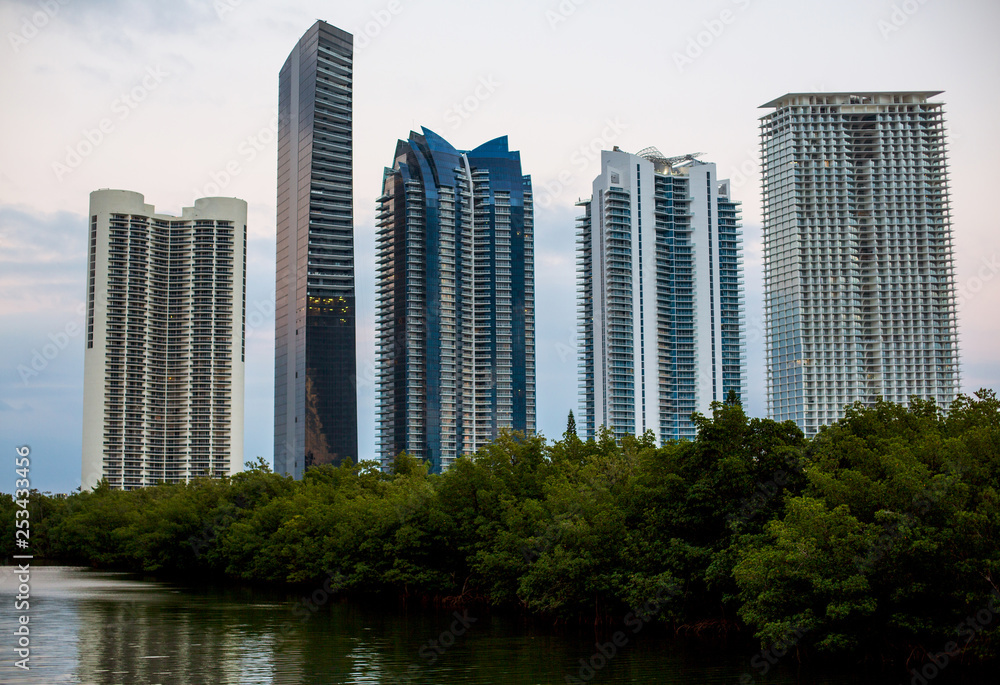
[376,128,535,472]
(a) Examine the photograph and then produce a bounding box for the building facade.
[577,148,745,442]
[82,190,246,490]
[274,20,357,478]
[376,128,535,472]
[760,92,960,436]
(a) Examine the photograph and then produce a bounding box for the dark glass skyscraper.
[376,129,535,472]
[274,21,357,478]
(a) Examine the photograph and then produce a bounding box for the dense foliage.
[4,391,998,666]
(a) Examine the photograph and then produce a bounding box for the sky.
[2,0,998,494]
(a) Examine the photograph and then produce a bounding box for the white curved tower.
[82,190,247,490]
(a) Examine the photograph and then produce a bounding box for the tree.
[22,392,1000,666]
[734,392,1000,663]
[565,410,577,439]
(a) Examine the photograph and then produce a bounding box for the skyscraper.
[577,148,745,442]
[274,21,357,478]
[760,92,960,436]
[376,128,535,472]
[82,190,246,490]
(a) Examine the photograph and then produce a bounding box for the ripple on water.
[0,566,993,685]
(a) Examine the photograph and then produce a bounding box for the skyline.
[2,0,999,493]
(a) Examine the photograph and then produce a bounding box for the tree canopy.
[5,391,998,668]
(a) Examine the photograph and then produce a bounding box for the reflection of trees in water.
[75,590,284,685]
[17,566,989,683]
[68,583,445,683]
[52,576,817,684]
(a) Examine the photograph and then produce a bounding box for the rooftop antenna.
[636,147,705,170]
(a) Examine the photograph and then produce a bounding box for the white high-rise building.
[82,190,247,490]
[577,148,746,442]
[760,92,960,436]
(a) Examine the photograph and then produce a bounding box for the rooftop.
[760,91,943,108]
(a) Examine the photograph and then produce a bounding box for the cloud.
[0,399,31,412]
[0,206,86,317]
[6,0,217,34]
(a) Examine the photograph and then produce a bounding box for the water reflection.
[0,566,991,684]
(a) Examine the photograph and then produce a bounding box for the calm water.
[0,566,988,684]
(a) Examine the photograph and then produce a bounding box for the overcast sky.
[2,0,998,494]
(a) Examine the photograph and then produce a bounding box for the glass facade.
[274,21,357,478]
[376,128,535,473]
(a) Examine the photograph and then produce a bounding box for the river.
[0,566,988,684]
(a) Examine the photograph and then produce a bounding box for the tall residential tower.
[376,128,535,472]
[82,190,246,490]
[274,21,357,478]
[577,148,746,442]
[760,92,960,436]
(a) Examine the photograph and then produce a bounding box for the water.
[0,566,988,684]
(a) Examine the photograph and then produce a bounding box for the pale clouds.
[1,0,998,491]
